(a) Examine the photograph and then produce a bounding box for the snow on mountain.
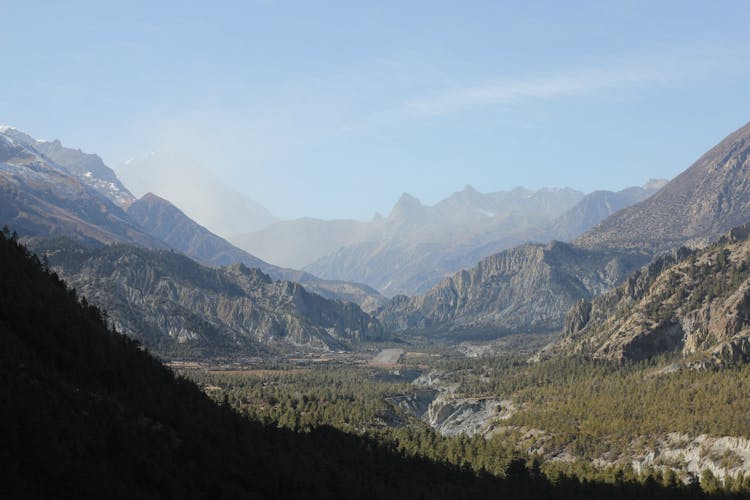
[0,126,135,208]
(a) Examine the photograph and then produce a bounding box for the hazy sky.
[2,1,750,220]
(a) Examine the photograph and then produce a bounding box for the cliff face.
[44,243,386,357]
[377,240,649,336]
[544,222,750,363]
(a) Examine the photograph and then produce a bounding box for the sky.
[2,1,750,223]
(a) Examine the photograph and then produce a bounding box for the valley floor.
[179,342,750,494]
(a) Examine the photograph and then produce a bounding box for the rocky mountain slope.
[1,125,135,207]
[543,222,750,363]
[0,128,158,247]
[40,241,386,356]
[576,121,750,252]
[376,241,649,337]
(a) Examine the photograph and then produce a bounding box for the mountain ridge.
[306,183,659,296]
[576,121,750,252]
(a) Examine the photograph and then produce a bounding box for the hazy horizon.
[3,1,750,221]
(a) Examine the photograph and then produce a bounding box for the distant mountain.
[376,241,648,337]
[0,128,158,247]
[127,192,271,268]
[576,121,750,252]
[543,222,750,364]
[41,241,386,356]
[300,187,588,296]
[118,151,277,237]
[442,182,664,280]
[306,184,659,296]
[543,185,662,242]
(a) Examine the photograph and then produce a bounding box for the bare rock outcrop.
[544,222,750,363]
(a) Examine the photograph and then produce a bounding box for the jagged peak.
[389,192,424,219]
[395,192,421,206]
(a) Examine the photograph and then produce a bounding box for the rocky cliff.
[377,240,649,337]
[543,222,750,363]
[43,242,387,357]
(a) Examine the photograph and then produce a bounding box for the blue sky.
[2,1,750,221]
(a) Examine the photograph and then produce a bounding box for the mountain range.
[4,118,750,362]
[376,121,750,344]
[238,183,662,296]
